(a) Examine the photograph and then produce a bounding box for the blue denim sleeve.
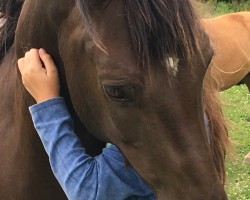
[29,97,155,200]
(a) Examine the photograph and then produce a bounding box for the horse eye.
[103,85,135,102]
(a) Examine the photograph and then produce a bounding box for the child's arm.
[29,97,154,200]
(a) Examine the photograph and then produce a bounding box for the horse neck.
[0,47,66,199]
[14,55,61,184]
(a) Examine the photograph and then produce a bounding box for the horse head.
[15,0,228,199]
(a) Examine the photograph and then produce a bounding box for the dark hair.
[76,0,209,70]
[0,0,24,60]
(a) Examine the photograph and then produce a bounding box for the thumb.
[39,48,58,76]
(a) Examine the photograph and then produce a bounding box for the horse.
[0,0,229,199]
[202,12,250,92]
[202,12,250,162]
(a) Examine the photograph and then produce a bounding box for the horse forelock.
[76,0,210,73]
[0,0,24,61]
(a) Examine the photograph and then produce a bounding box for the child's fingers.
[39,48,58,76]
[17,58,24,71]
[28,49,43,68]
[18,49,42,71]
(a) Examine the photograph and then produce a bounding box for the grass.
[220,85,250,199]
[214,1,250,15]
[199,0,250,17]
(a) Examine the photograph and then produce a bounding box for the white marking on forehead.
[166,56,179,76]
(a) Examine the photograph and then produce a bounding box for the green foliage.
[215,2,239,14]
[201,0,250,15]
[220,85,250,199]
[216,1,250,14]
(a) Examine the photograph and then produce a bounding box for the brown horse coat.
[0,0,229,199]
[202,12,250,91]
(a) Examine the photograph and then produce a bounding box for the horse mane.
[0,0,24,61]
[76,0,208,69]
[203,70,230,185]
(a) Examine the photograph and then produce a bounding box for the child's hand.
[18,48,60,103]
